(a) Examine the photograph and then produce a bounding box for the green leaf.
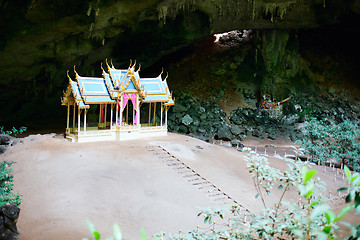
[338,187,349,192]
[346,190,355,203]
[304,169,317,185]
[310,200,320,208]
[140,229,147,240]
[344,165,351,182]
[93,231,101,240]
[255,193,259,198]
[322,225,332,234]
[335,205,355,222]
[355,205,360,214]
[350,175,359,184]
[325,210,335,224]
[311,204,329,219]
[355,193,360,208]
[113,224,122,240]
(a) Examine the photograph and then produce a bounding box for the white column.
[78,109,81,132]
[104,104,107,128]
[160,103,163,126]
[66,103,70,129]
[148,103,151,126]
[165,106,168,126]
[84,109,87,132]
[73,103,76,132]
[110,104,113,129]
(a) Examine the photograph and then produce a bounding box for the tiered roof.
[62,60,174,108]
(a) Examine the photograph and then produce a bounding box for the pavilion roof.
[75,75,115,104]
[62,60,175,108]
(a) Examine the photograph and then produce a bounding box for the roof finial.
[164,72,169,81]
[67,70,72,82]
[132,60,136,69]
[158,67,164,78]
[100,62,104,71]
[136,63,141,72]
[105,58,111,71]
[73,66,78,75]
[110,59,115,68]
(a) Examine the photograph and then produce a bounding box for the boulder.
[0,204,20,240]
[0,146,6,154]
[230,125,243,136]
[181,114,193,126]
[0,135,10,145]
[215,126,233,141]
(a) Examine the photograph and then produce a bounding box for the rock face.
[167,90,360,146]
[0,204,20,240]
[0,135,11,154]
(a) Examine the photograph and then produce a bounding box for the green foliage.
[83,220,148,240]
[83,154,360,240]
[0,160,21,207]
[0,126,27,136]
[197,207,224,224]
[155,152,359,239]
[338,166,360,239]
[299,119,360,171]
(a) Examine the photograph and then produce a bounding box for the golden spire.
[158,67,163,78]
[67,70,72,83]
[131,60,136,70]
[105,58,111,72]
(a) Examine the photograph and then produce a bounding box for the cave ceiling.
[0,0,359,127]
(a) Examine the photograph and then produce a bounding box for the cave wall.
[0,0,359,128]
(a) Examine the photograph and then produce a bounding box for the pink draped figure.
[119,94,138,125]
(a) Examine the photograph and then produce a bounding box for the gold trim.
[132,60,136,70]
[158,68,163,78]
[67,70,72,83]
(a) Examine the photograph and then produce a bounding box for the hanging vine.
[263,0,300,22]
[157,0,196,24]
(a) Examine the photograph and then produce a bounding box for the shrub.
[154,152,358,239]
[0,160,21,207]
[0,126,27,136]
[298,119,360,171]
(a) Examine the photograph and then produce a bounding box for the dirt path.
[0,133,357,239]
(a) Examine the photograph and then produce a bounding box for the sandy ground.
[0,133,358,239]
